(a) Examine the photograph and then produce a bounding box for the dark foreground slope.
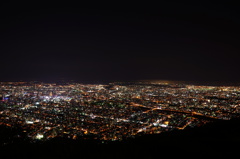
[1,119,240,159]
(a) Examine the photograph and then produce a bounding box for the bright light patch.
[159,124,168,127]
[35,134,44,140]
[26,121,34,124]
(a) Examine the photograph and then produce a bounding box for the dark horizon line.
[1,79,240,86]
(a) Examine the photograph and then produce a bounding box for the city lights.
[0,81,240,142]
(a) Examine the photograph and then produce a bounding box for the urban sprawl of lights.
[0,81,240,141]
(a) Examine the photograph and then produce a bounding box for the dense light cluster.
[0,81,240,141]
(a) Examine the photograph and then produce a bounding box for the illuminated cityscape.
[1,2,240,158]
[1,81,240,143]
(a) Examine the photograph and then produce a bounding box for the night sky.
[1,2,240,84]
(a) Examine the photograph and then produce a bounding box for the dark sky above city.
[1,2,240,84]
